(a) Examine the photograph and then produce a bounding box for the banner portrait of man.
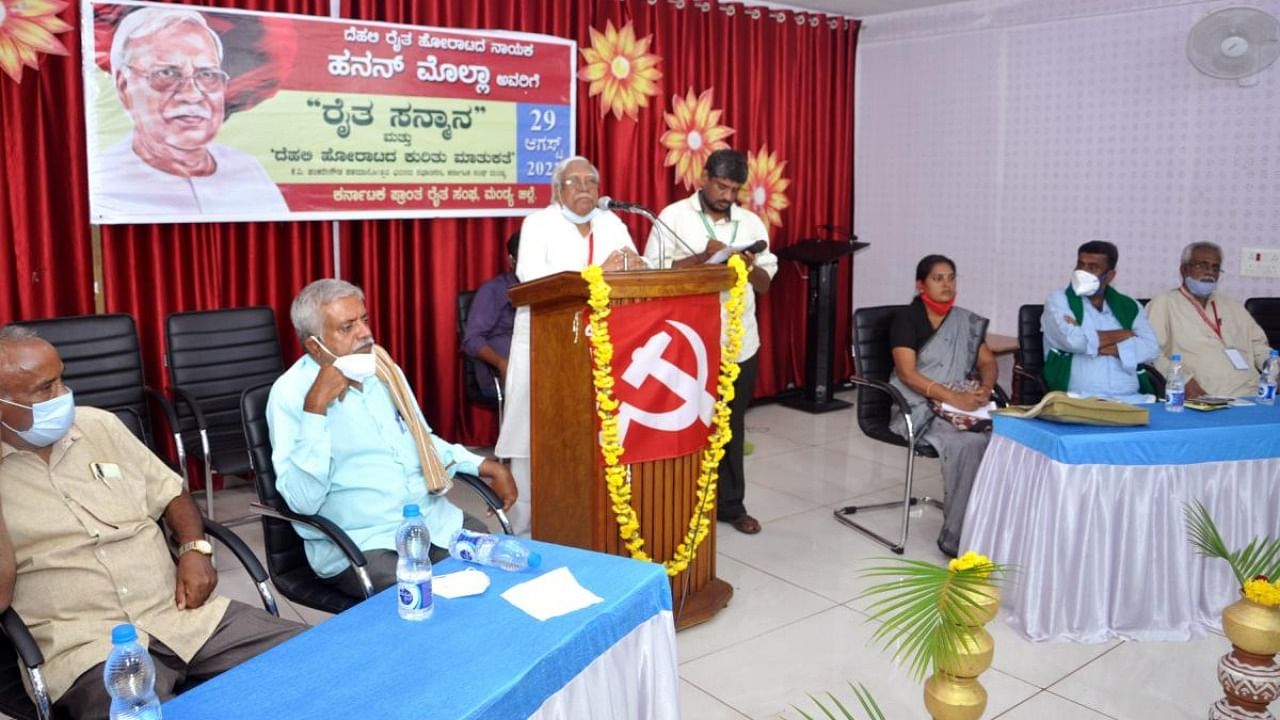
[93,7,289,218]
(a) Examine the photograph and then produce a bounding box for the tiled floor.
[15,391,1253,719]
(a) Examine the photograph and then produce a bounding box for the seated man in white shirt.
[267,279,517,599]
[1146,242,1273,398]
[1041,240,1159,403]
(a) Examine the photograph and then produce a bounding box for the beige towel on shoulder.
[372,345,453,495]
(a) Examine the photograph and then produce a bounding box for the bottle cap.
[402,504,421,518]
[1171,354,1181,362]
[111,624,137,644]
[527,552,542,569]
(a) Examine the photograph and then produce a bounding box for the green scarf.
[1043,286,1155,395]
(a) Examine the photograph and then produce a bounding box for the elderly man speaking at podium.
[496,156,644,536]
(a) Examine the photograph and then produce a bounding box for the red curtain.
[1,0,856,447]
[342,0,859,444]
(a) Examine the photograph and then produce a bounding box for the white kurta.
[495,205,637,534]
[93,134,289,219]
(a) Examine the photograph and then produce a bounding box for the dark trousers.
[57,600,304,720]
[717,353,758,520]
[323,513,490,599]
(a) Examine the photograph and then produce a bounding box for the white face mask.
[1070,269,1101,297]
[558,203,599,225]
[312,337,378,382]
[1,389,76,447]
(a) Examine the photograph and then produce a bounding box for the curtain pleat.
[1,0,857,447]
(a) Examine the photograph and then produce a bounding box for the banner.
[601,295,722,465]
[82,1,576,224]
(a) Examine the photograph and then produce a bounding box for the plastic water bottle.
[395,504,433,621]
[1165,354,1185,412]
[1259,349,1280,406]
[104,624,162,720]
[449,528,542,572]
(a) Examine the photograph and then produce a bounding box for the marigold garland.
[948,550,995,578]
[582,256,749,576]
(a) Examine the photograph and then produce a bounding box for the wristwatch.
[178,539,214,558]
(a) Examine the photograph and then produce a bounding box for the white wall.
[854,0,1280,335]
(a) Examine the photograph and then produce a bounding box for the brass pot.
[935,626,995,677]
[924,672,988,720]
[1221,596,1280,657]
[958,582,1001,626]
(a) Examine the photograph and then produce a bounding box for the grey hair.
[549,156,598,205]
[110,8,225,77]
[290,279,365,343]
[0,325,43,396]
[1181,241,1223,265]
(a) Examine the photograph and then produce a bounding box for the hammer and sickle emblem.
[615,320,716,443]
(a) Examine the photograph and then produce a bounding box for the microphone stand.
[612,204,699,269]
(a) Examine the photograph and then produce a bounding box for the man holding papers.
[643,149,777,535]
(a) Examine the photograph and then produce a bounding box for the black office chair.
[1013,304,1049,405]
[1016,302,1167,402]
[833,305,1008,554]
[165,307,284,522]
[456,290,503,423]
[1246,297,1280,348]
[239,384,512,615]
[0,518,278,720]
[16,314,188,483]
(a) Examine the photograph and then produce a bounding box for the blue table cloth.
[992,402,1280,465]
[164,541,674,720]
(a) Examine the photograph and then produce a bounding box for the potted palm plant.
[787,551,1009,720]
[1184,500,1280,719]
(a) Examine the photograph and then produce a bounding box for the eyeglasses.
[128,65,229,94]
[560,176,599,190]
[1187,260,1222,275]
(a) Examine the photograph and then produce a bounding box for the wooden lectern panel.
[509,266,734,627]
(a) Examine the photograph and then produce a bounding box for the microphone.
[596,197,699,264]
[597,196,647,212]
[740,239,768,255]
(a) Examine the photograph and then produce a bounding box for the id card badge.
[1224,348,1250,370]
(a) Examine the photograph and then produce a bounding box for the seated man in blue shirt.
[268,279,518,599]
[1041,240,1160,403]
[462,231,519,402]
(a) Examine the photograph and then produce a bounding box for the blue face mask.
[558,203,599,225]
[1,389,76,447]
[1185,276,1217,298]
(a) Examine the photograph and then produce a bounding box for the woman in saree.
[888,254,997,557]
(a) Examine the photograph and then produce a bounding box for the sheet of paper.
[500,566,603,621]
[433,567,491,599]
[939,401,996,420]
[705,238,764,264]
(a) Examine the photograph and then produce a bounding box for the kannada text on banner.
[84,1,576,224]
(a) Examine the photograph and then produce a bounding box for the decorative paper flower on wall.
[579,19,662,121]
[659,87,734,191]
[0,0,71,83]
[740,145,790,230]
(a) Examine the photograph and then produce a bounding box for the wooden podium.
[508,265,735,629]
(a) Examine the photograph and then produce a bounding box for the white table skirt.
[533,611,681,719]
[962,434,1280,643]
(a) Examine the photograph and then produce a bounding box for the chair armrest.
[0,608,43,670]
[143,386,184,443]
[203,519,269,584]
[454,473,501,514]
[250,503,368,568]
[168,386,211,432]
[1012,365,1049,394]
[849,375,925,446]
[991,384,1010,407]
